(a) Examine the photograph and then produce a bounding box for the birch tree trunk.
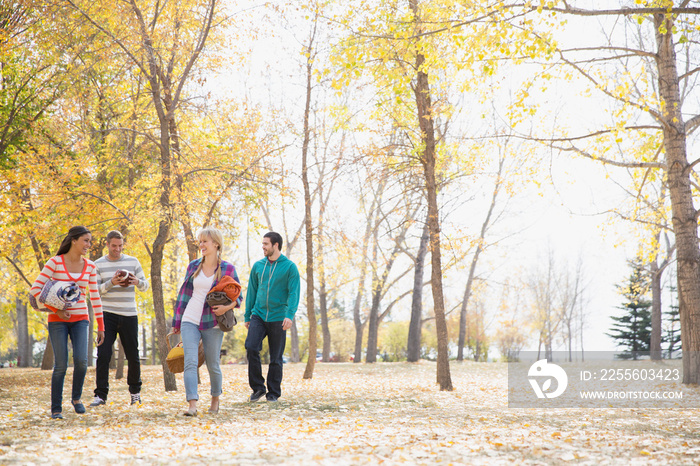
[291,321,300,363]
[457,156,502,361]
[366,229,406,363]
[151,320,156,366]
[319,251,331,362]
[407,221,429,362]
[650,255,663,361]
[352,187,380,363]
[317,186,331,362]
[302,23,317,379]
[16,299,30,367]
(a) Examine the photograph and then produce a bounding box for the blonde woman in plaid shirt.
[171,227,242,416]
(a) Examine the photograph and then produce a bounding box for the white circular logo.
[528,359,568,399]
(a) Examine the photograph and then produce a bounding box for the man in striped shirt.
[90,231,149,407]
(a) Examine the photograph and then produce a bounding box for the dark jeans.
[245,315,286,399]
[48,319,89,414]
[94,312,142,400]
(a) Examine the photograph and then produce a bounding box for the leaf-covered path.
[1,362,699,465]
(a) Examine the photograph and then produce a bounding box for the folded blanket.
[205,291,232,307]
[216,308,237,331]
[209,275,242,302]
[206,276,241,332]
[30,279,81,312]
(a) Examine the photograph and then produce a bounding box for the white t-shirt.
[181,271,215,326]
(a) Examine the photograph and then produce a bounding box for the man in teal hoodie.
[244,232,300,402]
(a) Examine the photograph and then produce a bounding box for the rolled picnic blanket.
[29,279,81,312]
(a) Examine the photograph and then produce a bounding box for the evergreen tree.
[607,261,652,360]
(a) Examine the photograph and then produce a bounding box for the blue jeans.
[181,323,224,401]
[245,315,286,399]
[48,320,89,414]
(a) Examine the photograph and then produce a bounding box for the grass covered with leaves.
[1,361,699,464]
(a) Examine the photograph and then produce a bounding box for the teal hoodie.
[245,254,300,323]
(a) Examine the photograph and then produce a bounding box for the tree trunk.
[281,219,302,363]
[146,57,178,392]
[412,0,452,390]
[28,224,53,370]
[654,13,700,384]
[407,221,430,362]
[291,320,300,363]
[365,279,381,363]
[353,317,364,363]
[181,217,199,262]
[151,319,156,365]
[16,298,30,367]
[115,0,215,392]
[650,257,663,360]
[301,29,317,380]
[149,103,177,385]
[365,216,407,363]
[457,252,477,361]
[318,209,331,362]
[144,82,178,388]
[174,121,201,263]
[365,220,381,364]
[319,270,331,362]
[41,335,53,370]
[352,266,367,364]
[352,194,376,364]
[457,156,502,361]
[152,220,177,391]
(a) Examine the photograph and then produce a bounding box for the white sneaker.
[89,396,105,407]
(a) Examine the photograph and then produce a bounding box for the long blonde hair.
[193,226,223,282]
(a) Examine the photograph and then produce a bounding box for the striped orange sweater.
[30,255,104,331]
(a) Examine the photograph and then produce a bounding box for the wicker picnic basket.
[166,331,205,374]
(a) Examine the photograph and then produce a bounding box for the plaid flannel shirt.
[172,259,243,331]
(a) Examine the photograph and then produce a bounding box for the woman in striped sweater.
[31,226,105,419]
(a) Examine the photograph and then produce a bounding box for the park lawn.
[0,361,699,465]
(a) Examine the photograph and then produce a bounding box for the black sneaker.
[130,394,142,405]
[89,396,106,407]
[266,396,279,402]
[249,390,266,402]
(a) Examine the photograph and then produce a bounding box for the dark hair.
[106,230,124,242]
[56,226,91,256]
[264,231,283,251]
